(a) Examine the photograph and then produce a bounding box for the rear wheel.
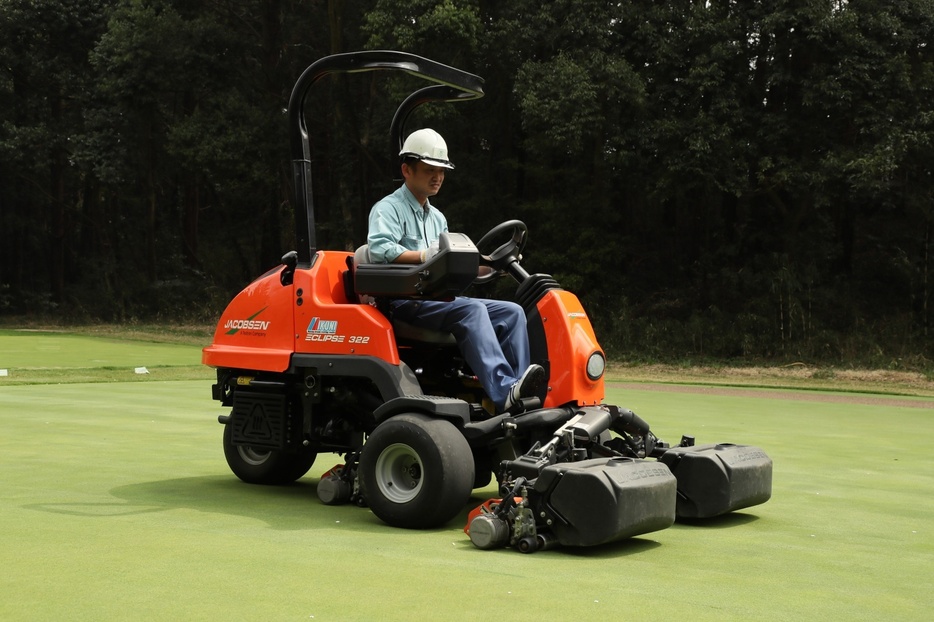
[222,423,316,484]
[359,413,474,529]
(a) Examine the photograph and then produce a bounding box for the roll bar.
[286,50,485,266]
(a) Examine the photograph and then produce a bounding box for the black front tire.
[359,413,474,529]
[222,423,316,485]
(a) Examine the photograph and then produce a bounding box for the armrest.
[354,232,479,298]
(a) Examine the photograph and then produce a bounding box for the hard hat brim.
[400,153,455,170]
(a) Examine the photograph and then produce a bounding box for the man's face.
[403,160,446,203]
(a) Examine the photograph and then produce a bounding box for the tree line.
[2,0,933,366]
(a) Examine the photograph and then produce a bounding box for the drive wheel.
[359,413,474,529]
[223,423,316,484]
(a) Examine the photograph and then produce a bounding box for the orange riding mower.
[203,51,771,552]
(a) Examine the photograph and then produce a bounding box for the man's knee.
[442,298,493,333]
[485,299,525,326]
[452,297,488,318]
[503,301,524,321]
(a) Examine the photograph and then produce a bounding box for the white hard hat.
[399,128,454,169]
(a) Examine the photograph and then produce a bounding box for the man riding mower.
[202,50,772,552]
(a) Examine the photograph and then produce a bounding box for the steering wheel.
[474,220,528,284]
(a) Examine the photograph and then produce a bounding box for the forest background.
[2,0,933,369]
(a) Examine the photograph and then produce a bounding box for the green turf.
[0,329,211,384]
[1,334,932,620]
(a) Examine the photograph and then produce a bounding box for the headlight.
[585,351,606,381]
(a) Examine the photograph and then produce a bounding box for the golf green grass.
[1,332,932,620]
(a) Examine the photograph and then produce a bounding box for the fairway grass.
[0,329,212,384]
[1,331,932,620]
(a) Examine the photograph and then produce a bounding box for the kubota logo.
[225,308,270,335]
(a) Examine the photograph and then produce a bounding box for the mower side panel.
[658,443,773,519]
[202,267,296,372]
[203,251,402,374]
[293,251,400,365]
[535,290,605,407]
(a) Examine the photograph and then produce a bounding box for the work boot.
[503,364,546,413]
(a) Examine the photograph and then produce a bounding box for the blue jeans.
[390,296,530,409]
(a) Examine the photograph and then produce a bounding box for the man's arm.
[394,249,426,264]
[368,198,445,264]
[367,201,410,263]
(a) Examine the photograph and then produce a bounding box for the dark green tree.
[0,0,112,312]
[1,0,932,363]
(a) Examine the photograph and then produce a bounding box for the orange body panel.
[292,252,400,364]
[202,251,400,373]
[537,289,605,408]
[202,266,297,372]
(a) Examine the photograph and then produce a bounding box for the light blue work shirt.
[367,184,448,263]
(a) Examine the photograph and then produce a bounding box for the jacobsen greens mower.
[203,51,771,552]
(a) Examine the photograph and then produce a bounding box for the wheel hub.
[375,443,424,503]
[238,446,271,466]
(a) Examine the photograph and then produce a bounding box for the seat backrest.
[354,244,372,267]
[351,245,376,306]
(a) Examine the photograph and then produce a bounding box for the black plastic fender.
[373,395,472,426]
